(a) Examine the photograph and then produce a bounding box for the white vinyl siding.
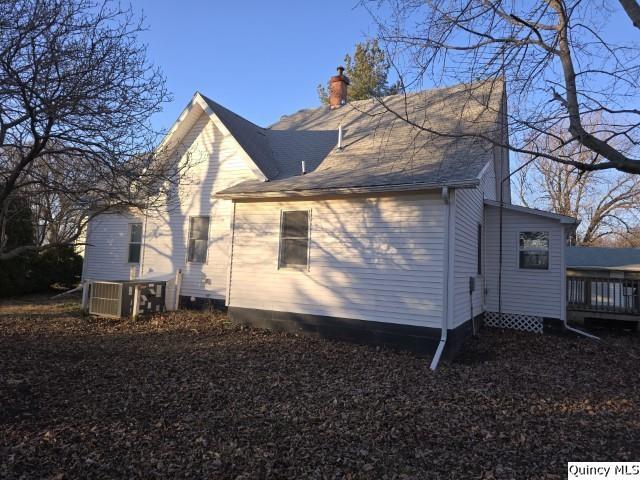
[450,164,497,328]
[484,205,565,319]
[140,109,257,299]
[83,213,141,281]
[452,188,485,328]
[480,158,497,201]
[228,193,446,328]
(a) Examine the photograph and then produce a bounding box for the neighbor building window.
[519,232,549,270]
[127,223,143,263]
[279,210,309,268]
[188,216,210,263]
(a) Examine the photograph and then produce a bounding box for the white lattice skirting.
[484,311,544,334]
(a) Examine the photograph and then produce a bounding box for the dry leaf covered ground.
[1,295,639,479]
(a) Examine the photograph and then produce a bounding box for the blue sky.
[135,0,375,132]
[135,1,638,136]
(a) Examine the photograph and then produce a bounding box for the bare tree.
[0,0,181,260]
[516,125,640,244]
[364,0,640,174]
[606,228,640,247]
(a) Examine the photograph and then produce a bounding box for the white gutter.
[430,186,451,370]
[216,179,480,200]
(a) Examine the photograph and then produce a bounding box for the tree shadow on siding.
[142,110,223,294]
[230,195,445,331]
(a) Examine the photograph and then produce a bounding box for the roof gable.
[198,94,277,180]
[216,79,506,198]
[160,80,507,198]
[157,92,272,182]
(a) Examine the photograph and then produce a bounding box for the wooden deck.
[567,275,640,322]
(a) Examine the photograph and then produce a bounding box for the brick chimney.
[329,66,350,109]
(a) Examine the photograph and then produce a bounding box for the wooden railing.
[567,276,640,314]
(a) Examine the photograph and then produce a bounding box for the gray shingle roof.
[210,80,505,197]
[484,200,578,224]
[566,247,640,271]
[200,95,279,179]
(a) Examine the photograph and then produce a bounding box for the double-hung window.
[188,216,210,263]
[279,210,310,268]
[127,223,143,264]
[519,232,549,270]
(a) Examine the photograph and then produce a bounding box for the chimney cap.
[330,66,350,85]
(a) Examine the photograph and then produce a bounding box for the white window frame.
[518,231,550,270]
[187,215,211,264]
[127,222,143,264]
[277,209,311,270]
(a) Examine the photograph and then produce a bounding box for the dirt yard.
[1,296,639,479]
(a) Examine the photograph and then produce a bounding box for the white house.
[82,72,578,364]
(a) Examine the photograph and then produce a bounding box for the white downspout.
[564,322,600,340]
[560,224,600,341]
[430,186,451,370]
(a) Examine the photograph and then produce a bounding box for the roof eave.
[484,199,579,224]
[568,265,640,272]
[216,179,480,200]
[152,92,271,183]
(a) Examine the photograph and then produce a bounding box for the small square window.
[519,232,549,269]
[279,211,309,268]
[188,216,210,263]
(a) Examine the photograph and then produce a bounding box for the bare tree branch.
[0,0,193,258]
[515,121,640,244]
[619,0,640,29]
[365,0,640,174]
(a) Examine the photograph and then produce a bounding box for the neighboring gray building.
[566,247,640,323]
[567,247,640,277]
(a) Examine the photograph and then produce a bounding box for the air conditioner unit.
[88,280,167,318]
[89,281,125,318]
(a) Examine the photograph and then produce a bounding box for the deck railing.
[567,276,640,314]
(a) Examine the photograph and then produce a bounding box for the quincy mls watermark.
[568,463,640,479]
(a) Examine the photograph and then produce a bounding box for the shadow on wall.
[137,107,447,336]
[141,110,229,294]
[228,195,446,329]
